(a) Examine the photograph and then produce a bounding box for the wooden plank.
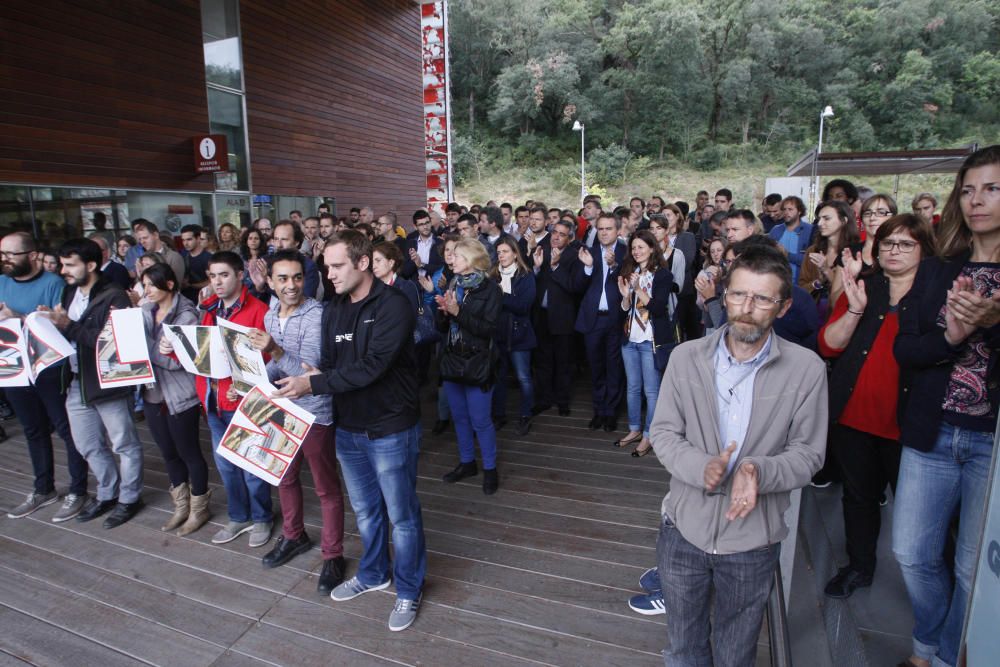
[0,532,255,647]
[0,569,225,665]
[226,622,401,667]
[0,607,146,667]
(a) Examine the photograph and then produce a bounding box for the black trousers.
[534,315,573,409]
[830,423,901,577]
[6,368,89,496]
[143,402,208,495]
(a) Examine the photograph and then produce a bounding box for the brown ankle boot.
[162,483,190,531]
[177,487,212,536]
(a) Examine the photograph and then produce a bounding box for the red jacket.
[196,285,269,413]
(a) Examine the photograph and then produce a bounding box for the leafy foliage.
[448,0,1000,182]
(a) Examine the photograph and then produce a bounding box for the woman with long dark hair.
[818,214,934,600]
[799,200,861,322]
[615,230,673,457]
[489,236,536,436]
[140,263,211,535]
[893,144,1000,667]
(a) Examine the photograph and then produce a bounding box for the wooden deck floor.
[0,388,770,666]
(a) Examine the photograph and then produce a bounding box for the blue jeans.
[622,340,659,437]
[206,406,273,523]
[492,349,534,418]
[444,381,498,469]
[892,423,993,667]
[65,381,144,504]
[658,517,780,667]
[336,424,426,600]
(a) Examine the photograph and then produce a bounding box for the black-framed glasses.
[862,209,893,219]
[878,239,918,253]
[0,250,31,259]
[723,289,784,310]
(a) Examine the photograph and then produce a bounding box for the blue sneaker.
[638,567,661,594]
[629,591,665,616]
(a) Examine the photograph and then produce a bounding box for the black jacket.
[60,275,133,406]
[310,279,419,438]
[827,271,900,425]
[532,241,582,336]
[894,251,1000,451]
[441,275,502,352]
[496,271,537,352]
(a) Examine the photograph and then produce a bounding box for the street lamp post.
[811,105,834,212]
[572,120,586,204]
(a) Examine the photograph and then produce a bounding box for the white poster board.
[96,308,155,389]
[24,312,75,381]
[0,317,30,387]
[217,319,268,396]
[216,383,315,485]
[163,324,229,379]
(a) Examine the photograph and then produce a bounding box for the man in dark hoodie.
[45,238,144,529]
[274,230,426,633]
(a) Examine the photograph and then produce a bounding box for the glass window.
[201,0,243,90]
[208,88,249,191]
[29,187,128,249]
[126,192,214,237]
[0,186,34,238]
[216,193,251,231]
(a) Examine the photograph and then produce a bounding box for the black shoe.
[442,460,478,483]
[482,468,498,495]
[558,405,571,417]
[823,567,872,599]
[317,556,346,594]
[263,533,313,569]
[493,416,507,431]
[516,416,531,436]
[0,401,14,420]
[431,419,450,435]
[588,414,602,430]
[531,403,552,417]
[76,497,117,522]
[603,416,618,432]
[103,499,143,529]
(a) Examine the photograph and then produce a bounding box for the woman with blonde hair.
[435,239,503,495]
[217,223,240,251]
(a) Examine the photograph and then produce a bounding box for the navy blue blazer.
[496,271,537,351]
[399,236,443,280]
[573,239,629,333]
[533,241,582,336]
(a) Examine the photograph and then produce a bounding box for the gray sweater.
[650,327,827,554]
[142,294,201,415]
[264,298,333,425]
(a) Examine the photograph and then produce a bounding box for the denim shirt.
[715,327,773,474]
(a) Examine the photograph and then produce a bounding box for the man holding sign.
[1,232,90,522]
[248,249,345,592]
[46,239,144,529]
[274,231,426,632]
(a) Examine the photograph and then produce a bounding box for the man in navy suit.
[531,219,581,417]
[400,209,443,281]
[574,212,628,432]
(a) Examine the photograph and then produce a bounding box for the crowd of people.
[0,144,997,666]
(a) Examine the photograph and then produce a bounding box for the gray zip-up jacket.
[650,327,827,554]
[264,298,332,425]
[142,294,201,415]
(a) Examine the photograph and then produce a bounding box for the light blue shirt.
[714,327,773,475]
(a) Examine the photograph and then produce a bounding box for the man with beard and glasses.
[649,245,827,667]
[1,232,91,521]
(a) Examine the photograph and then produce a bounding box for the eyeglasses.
[723,289,784,310]
[862,209,893,219]
[878,239,918,253]
[0,250,31,258]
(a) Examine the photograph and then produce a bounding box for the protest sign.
[97,308,155,389]
[216,383,315,485]
[217,318,268,396]
[0,317,30,387]
[24,312,75,381]
[163,324,229,379]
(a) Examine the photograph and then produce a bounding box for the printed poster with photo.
[163,324,230,379]
[96,308,155,389]
[216,318,269,396]
[0,317,30,387]
[217,383,315,485]
[24,312,75,381]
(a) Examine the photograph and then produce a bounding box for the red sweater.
[818,293,900,440]
[195,285,269,413]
